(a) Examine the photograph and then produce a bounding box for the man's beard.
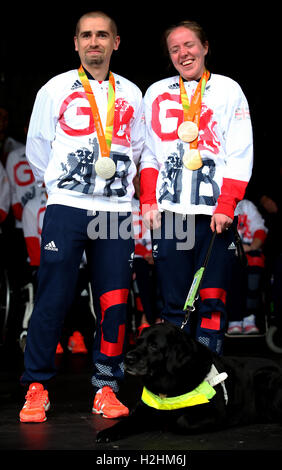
[84,49,104,67]
[87,56,104,66]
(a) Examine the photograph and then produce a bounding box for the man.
[140,21,253,354]
[19,11,144,422]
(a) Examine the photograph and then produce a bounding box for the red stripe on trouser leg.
[199,288,226,331]
[200,288,227,304]
[201,312,221,330]
[100,289,129,357]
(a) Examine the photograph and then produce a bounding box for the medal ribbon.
[78,65,115,157]
[179,69,210,149]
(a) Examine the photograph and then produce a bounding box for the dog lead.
[181,231,217,329]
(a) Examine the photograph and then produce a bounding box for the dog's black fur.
[96,322,282,443]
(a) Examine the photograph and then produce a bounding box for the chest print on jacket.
[57,138,99,194]
[57,137,131,198]
[158,142,184,204]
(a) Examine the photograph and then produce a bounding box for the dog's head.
[125,322,213,397]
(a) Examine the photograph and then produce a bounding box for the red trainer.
[67,331,88,354]
[19,383,50,423]
[92,386,129,419]
[244,324,259,335]
[56,342,64,354]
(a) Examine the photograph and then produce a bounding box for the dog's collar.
[141,364,228,411]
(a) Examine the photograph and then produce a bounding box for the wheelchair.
[225,258,282,355]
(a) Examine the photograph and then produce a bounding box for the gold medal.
[183,149,203,170]
[178,121,198,143]
[95,158,116,179]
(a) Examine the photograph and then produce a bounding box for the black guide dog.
[96,322,282,443]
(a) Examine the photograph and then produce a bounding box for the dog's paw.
[96,426,121,443]
[96,429,111,443]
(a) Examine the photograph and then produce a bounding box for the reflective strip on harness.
[141,381,216,411]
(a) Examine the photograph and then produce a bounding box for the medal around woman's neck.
[178,69,210,170]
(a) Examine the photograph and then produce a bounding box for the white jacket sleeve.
[140,88,160,173]
[224,83,253,182]
[214,81,253,218]
[130,91,145,166]
[26,87,57,184]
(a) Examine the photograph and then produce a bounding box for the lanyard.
[78,65,115,158]
[179,69,210,149]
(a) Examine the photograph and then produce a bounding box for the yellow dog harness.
[142,381,215,410]
[141,365,228,411]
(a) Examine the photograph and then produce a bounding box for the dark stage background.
[0,2,279,198]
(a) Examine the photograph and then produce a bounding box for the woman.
[139,21,253,354]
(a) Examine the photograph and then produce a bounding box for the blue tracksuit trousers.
[151,213,237,355]
[21,204,134,393]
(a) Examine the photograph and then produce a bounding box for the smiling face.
[167,26,209,81]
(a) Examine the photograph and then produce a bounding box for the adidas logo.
[168,82,180,89]
[71,79,82,90]
[44,241,58,252]
[228,242,236,250]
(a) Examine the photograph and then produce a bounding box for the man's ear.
[113,35,120,51]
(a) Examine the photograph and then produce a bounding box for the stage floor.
[1,335,282,460]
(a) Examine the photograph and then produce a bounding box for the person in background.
[0,161,10,225]
[227,199,268,335]
[0,105,22,167]
[257,165,282,336]
[5,133,38,299]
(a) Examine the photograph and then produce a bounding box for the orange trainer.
[67,331,88,354]
[20,383,50,423]
[92,386,129,419]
